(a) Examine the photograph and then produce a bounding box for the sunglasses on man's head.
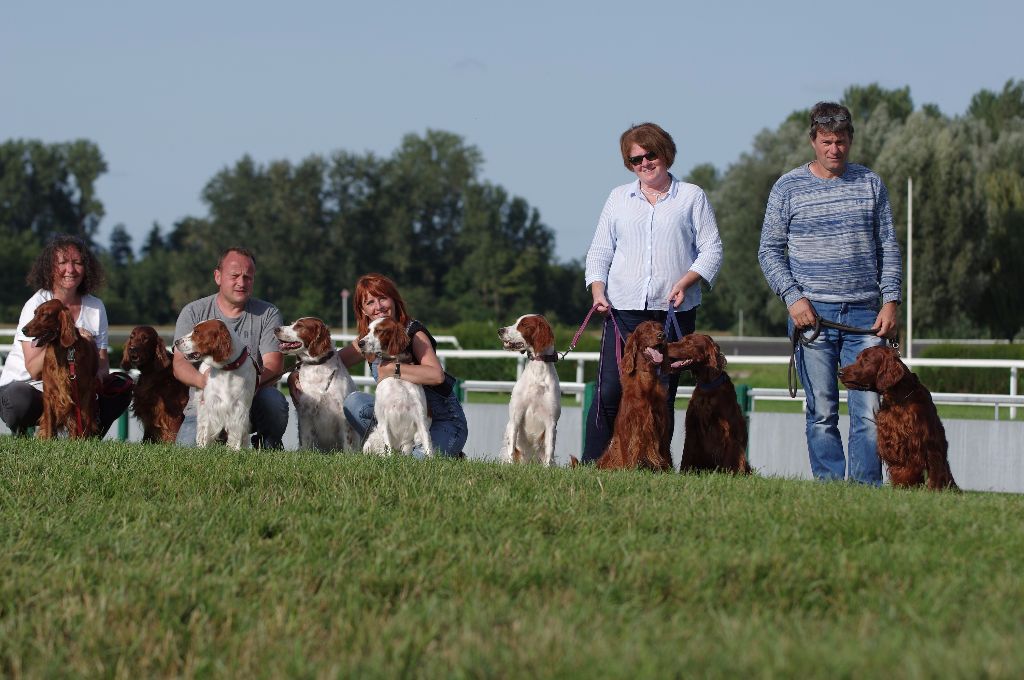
[628,151,658,166]
[813,114,849,125]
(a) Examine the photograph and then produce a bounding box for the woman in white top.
[582,122,724,464]
[0,234,133,436]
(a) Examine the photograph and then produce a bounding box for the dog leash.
[663,303,684,342]
[788,315,899,398]
[67,347,85,437]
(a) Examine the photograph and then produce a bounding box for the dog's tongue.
[671,359,694,369]
[644,347,664,363]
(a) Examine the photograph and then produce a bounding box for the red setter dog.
[121,325,189,443]
[839,345,958,490]
[663,334,750,474]
[22,299,99,438]
[597,320,672,472]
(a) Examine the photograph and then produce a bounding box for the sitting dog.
[659,333,751,474]
[839,345,958,490]
[174,319,258,450]
[121,325,189,443]
[597,320,673,471]
[498,314,561,466]
[275,317,357,452]
[357,317,432,456]
[22,299,99,438]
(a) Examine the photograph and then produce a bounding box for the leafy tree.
[968,79,1024,134]
[0,139,106,244]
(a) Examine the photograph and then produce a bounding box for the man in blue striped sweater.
[758,102,902,484]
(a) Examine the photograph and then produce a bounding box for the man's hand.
[287,370,302,407]
[874,302,900,339]
[788,297,817,329]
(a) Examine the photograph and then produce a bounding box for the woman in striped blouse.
[582,122,724,465]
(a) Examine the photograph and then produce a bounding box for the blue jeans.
[581,308,697,463]
[791,301,885,484]
[344,388,469,459]
[176,386,289,449]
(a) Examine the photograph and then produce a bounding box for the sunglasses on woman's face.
[628,151,658,166]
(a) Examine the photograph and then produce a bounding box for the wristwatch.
[394,362,402,380]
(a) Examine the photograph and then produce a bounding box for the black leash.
[788,315,899,398]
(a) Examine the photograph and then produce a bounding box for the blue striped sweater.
[758,163,902,308]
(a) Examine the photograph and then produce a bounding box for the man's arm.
[259,351,284,389]
[172,350,207,390]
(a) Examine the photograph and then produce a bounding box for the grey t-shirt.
[174,294,283,412]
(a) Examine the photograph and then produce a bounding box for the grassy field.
[2,439,1023,678]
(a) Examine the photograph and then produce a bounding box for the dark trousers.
[0,378,133,437]
[581,307,697,464]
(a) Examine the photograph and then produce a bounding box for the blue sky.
[2,1,1020,261]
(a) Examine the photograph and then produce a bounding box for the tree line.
[2,80,1022,340]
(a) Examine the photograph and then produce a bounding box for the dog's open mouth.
[502,341,527,352]
[30,332,57,347]
[279,340,302,353]
[183,351,202,362]
[645,346,694,369]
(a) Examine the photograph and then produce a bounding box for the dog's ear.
[385,321,410,359]
[119,334,133,369]
[710,337,727,371]
[526,316,554,353]
[59,306,78,348]
[621,337,638,376]
[876,348,907,391]
[308,320,332,358]
[154,335,171,368]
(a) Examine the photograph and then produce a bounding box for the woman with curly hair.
[0,234,133,436]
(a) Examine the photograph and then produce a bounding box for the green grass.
[2,439,1023,678]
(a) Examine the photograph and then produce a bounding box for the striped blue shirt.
[758,163,902,308]
[585,175,723,311]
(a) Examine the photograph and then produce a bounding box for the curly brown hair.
[26,234,105,296]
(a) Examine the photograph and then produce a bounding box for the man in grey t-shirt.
[172,246,288,448]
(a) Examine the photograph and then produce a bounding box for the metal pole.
[907,176,913,359]
[340,289,350,337]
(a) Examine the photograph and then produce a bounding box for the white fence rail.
[3,329,1021,418]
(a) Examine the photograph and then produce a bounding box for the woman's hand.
[668,272,701,309]
[591,282,610,313]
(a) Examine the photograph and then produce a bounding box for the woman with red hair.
[291,273,468,458]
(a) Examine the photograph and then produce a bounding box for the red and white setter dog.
[839,345,958,490]
[174,319,258,450]
[498,314,560,466]
[22,299,99,439]
[275,317,358,452]
[661,333,750,474]
[121,325,189,443]
[597,320,673,472]
[357,317,432,456]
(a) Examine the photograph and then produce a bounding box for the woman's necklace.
[641,181,670,202]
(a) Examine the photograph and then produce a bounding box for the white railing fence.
[2,329,1021,419]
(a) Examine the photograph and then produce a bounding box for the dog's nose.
[357,340,365,350]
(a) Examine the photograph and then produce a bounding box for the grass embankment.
[2,439,1023,677]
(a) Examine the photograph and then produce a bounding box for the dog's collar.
[529,352,559,363]
[221,347,250,372]
[298,349,334,367]
[696,372,728,391]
